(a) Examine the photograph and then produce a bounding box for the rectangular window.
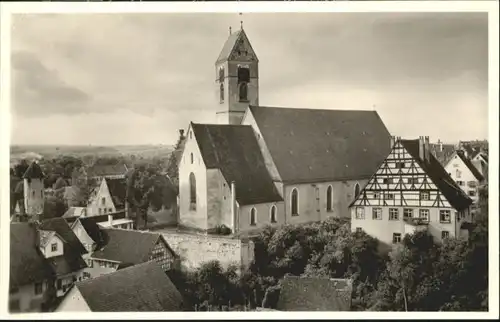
[372,208,382,220]
[99,261,106,268]
[56,279,62,290]
[407,178,418,184]
[355,207,365,219]
[99,208,103,215]
[51,243,57,252]
[83,272,91,279]
[396,162,406,169]
[403,208,413,218]
[468,190,476,197]
[420,191,430,201]
[385,193,394,200]
[457,181,464,186]
[389,208,399,220]
[392,233,402,244]
[108,208,113,213]
[440,210,451,223]
[101,197,106,205]
[419,209,430,221]
[34,282,43,295]
[442,231,450,239]
[355,227,363,234]
[103,208,107,214]
[373,193,380,199]
[383,178,393,184]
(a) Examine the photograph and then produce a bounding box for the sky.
[9,12,488,146]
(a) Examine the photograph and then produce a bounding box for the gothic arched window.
[219,67,225,83]
[220,83,224,103]
[250,207,257,226]
[189,172,196,210]
[270,205,277,223]
[326,185,333,212]
[291,188,299,216]
[237,66,250,83]
[239,83,248,101]
[354,183,360,198]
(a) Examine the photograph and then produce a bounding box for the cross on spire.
[239,12,243,30]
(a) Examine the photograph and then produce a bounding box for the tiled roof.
[87,164,127,178]
[91,228,174,266]
[23,161,45,179]
[454,150,485,182]
[249,106,392,183]
[37,218,87,255]
[10,222,54,287]
[400,140,473,211]
[191,123,283,206]
[62,207,87,219]
[105,178,127,209]
[46,252,87,277]
[277,276,353,311]
[75,261,184,312]
[38,230,56,247]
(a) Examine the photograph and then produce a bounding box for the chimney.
[179,129,185,138]
[390,136,396,148]
[424,136,430,161]
[230,181,237,234]
[418,136,425,161]
[438,139,443,152]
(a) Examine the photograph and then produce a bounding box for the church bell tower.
[215,26,259,125]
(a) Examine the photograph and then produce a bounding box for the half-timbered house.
[349,136,473,248]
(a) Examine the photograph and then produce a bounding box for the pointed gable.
[105,177,127,209]
[451,150,485,182]
[249,106,392,183]
[216,29,258,63]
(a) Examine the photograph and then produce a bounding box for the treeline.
[168,186,488,311]
[9,153,178,222]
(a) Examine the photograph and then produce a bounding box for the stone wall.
[158,229,254,272]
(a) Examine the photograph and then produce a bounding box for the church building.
[178,27,392,235]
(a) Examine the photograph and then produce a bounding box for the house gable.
[350,140,462,210]
[40,233,65,258]
[88,178,117,216]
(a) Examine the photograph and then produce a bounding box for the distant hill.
[10,144,175,163]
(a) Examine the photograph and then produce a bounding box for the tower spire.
[239,12,243,30]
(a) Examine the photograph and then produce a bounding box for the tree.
[126,163,176,230]
[14,159,29,178]
[43,193,69,220]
